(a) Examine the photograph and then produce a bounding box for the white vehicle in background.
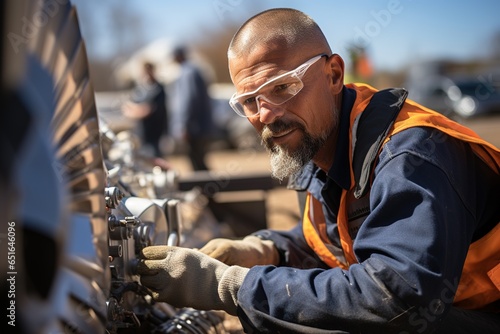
[406,62,500,120]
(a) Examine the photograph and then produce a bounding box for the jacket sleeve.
[236,128,479,333]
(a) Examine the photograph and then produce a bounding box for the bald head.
[227,9,345,175]
[228,8,331,60]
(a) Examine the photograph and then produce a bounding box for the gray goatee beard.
[268,144,313,181]
[261,120,328,181]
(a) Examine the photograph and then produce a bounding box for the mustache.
[261,119,304,143]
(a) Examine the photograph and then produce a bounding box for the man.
[137,8,500,333]
[169,46,213,171]
[122,62,168,157]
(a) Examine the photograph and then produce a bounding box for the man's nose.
[257,98,285,124]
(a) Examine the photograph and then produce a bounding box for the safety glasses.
[229,54,328,117]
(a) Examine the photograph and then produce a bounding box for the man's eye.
[273,83,291,94]
[243,96,256,105]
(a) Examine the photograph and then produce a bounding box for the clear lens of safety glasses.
[229,54,327,117]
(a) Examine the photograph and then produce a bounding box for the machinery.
[1,0,231,332]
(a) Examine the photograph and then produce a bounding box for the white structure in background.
[113,38,216,88]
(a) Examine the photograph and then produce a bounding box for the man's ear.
[327,54,344,95]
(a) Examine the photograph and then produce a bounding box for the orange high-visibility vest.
[303,83,500,310]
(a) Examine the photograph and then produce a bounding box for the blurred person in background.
[137,8,500,334]
[122,61,168,157]
[169,45,213,171]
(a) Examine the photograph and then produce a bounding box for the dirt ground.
[168,147,301,232]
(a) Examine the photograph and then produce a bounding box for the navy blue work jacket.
[236,87,500,333]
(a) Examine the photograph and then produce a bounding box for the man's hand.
[136,246,249,315]
[199,236,279,267]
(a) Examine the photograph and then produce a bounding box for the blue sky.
[73,0,500,72]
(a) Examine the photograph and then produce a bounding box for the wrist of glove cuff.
[218,265,250,315]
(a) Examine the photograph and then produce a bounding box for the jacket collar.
[326,86,356,190]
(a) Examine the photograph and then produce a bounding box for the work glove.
[199,235,280,267]
[137,245,249,315]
